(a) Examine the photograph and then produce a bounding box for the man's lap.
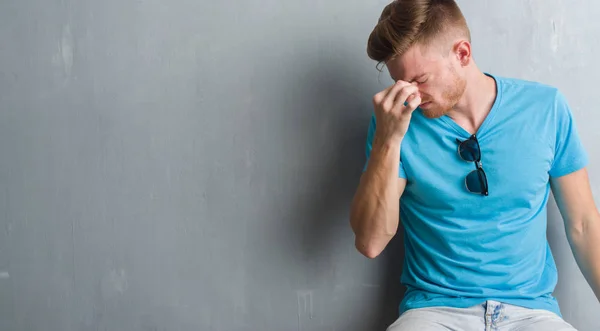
[386,306,482,330]
[386,300,577,331]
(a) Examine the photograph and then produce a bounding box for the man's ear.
[454,40,472,67]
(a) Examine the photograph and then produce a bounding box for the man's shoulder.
[492,74,563,107]
[494,74,559,95]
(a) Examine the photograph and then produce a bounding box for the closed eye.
[410,74,428,84]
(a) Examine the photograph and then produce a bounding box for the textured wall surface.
[0,0,598,330]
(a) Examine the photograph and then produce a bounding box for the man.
[349,1,600,330]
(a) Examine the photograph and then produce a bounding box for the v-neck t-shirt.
[362,73,589,317]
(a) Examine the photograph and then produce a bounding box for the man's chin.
[420,107,447,119]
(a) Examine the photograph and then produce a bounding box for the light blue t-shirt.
[362,74,588,317]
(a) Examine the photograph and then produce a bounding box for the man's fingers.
[374,80,406,105]
[383,81,418,109]
[373,84,395,105]
[385,80,411,99]
[393,85,419,110]
[403,94,415,107]
[374,81,420,116]
[404,93,422,113]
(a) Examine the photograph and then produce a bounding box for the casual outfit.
[363,74,588,330]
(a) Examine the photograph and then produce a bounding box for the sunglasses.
[456,135,489,196]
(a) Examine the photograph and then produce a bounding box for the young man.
[349,1,600,330]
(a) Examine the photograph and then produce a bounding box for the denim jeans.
[386,300,577,331]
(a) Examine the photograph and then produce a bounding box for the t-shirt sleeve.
[548,90,589,178]
[362,114,407,179]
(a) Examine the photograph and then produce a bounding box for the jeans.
[386,300,577,331]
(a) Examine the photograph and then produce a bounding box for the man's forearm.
[350,134,402,258]
[568,214,600,302]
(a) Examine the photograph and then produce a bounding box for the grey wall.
[0,0,598,330]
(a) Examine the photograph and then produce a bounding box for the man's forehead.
[387,60,424,82]
[386,47,427,80]
[386,46,436,82]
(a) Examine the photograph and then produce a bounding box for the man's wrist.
[373,133,403,153]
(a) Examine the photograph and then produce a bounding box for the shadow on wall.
[277,53,406,329]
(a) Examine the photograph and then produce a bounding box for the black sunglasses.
[456,135,489,196]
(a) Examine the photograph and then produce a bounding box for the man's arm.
[350,81,421,259]
[350,136,406,259]
[551,168,600,302]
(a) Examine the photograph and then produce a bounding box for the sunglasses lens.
[458,139,480,162]
[466,168,488,194]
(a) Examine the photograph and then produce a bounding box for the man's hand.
[372,80,421,143]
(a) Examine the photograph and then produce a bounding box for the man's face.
[386,43,466,119]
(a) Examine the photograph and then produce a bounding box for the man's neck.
[447,69,497,135]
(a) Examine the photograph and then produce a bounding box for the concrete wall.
[0,0,598,330]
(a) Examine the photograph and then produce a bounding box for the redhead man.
[349,1,600,330]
